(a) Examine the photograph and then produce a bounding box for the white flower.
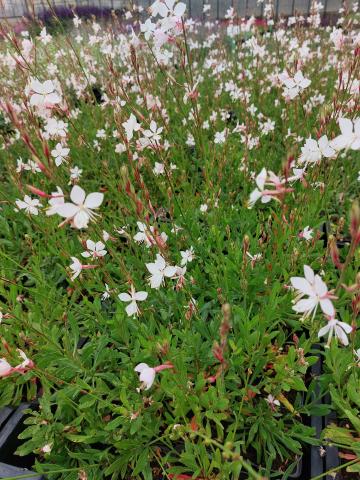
[16,158,27,173]
[39,27,52,45]
[318,318,352,346]
[265,394,280,409]
[15,195,41,215]
[25,160,42,173]
[102,283,111,300]
[146,254,177,289]
[214,129,227,144]
[200,204,208,213]
[69,257,82,281]
[122,114,141,141]
[69,166,82,182]
[41,444,52,454]
[143,121,163,142]
[81,240,107,259]
[153,162,165,176]
[140,18,156,40]
[29,79,61,108]
[56,185,104,229]
[298,136,335,165]
[150,0,186,19]
[331,118,360,151]
[281,70,311,99]
[118,285,148,317]
[51,143,69,167]
[46,187,64,216]
[44,118,67,138]
[0,358,12,377]
[15,349,32,370]
[290,265,335,319]
[134,363,156,390]
[299,226,313,241]
[115,143,126,154]
[180,247,195,266]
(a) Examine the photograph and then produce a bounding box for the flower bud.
[328,235,343,270]
[350,201,360,245]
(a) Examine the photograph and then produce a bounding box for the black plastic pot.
[310,345,341,480]
[0,463,43,480]
[0,403,44,479]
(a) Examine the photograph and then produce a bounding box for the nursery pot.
[0,403,44,479]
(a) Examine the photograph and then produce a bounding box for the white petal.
[155,254,166,270]
[84,192,104,209]
[149,273,163,289]
[256,168,267,190]
[73,210,89,229]
[118,293,132,302]
[174,2,186,16]
[140,367,156,389]
[303,265,315,284]
[290,277,313,296]
[320,298,335,317]
[70,185,86,205]
[339,118,353,136]
[293,297,317,313]
[318,323,331,338]
[125,301,138,316]
[134,363,149,373]
[314,275,328,296]
[164,266,177,277]
[133,291,148,301]
[337,321,352,334]
[335,325,349,346]
[86,239,96,251]
[56,203,79,218]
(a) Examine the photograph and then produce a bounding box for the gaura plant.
[0,0,359,478]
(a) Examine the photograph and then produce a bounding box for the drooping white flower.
[81,240,107,259]
[318,317,352,346]
[290,265,335,319]
[15,195,41,215]
[248,168,273,208]
[118,285,148,317]
[331,118,360,151]
[51,143,70,167]
[29,79,61,108]
[134,363,156,390]
[56,185,104,229]
[146,254,177,289]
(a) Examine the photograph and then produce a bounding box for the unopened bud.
[350,201,360,245]
[328,235,343,270]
